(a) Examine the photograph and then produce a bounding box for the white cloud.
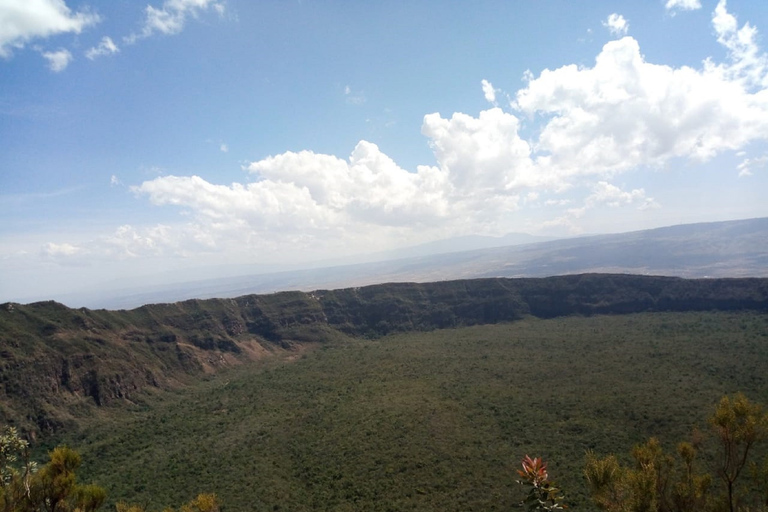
[0,0,99,58]
[126,110,544,258]
[514,8,768,179]
[41,47,71,71]
[103,224,182,258]
[585,181,653,209]
[421,108,550,198]
[110,175,121,186]
[85,36,118,60]
[711,0,767,88]
[40,241,89,265]
[569,181,651,218]
[35,223,218,267]
[128,0,768,257]
[545,182,657,232]
[42,241,81,257]
[665,0,702,12]
[127,0,224,43]
[481,79,497,104]
[220,143,228,153]
[737,155,768,177]
[603,13,629,36]
[37,1,768,264]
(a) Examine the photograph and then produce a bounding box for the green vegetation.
[0,425,219,512]
[3,275,767,437]
[0,425,106,511]
[584,393,768,512]
[2,275,767,510]
[57,311,768,511]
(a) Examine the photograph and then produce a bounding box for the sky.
[2,0,768,304]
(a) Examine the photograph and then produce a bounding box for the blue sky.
[1,0,768,304]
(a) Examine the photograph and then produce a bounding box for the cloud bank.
[41,0,768,265]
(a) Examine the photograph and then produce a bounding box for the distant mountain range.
[58,217,768,310]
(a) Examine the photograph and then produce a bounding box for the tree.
[584,393,768,512]
[0,426,106,512]
[0,426,36,512]
[0,425,220,512]
[709,393,768,512]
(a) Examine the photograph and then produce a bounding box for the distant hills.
[64,217,768,310]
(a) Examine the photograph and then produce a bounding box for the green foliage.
[585,438,710,512]
[585,394,768,512]
[3,274,768,436]
[64,312,768,511]
[0,426,219,512]
[0,427,105,512]
[0,426,36,512]
[115,493,219,512]
[710,393,768,512]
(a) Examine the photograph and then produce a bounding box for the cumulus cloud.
[41,48,71,71]
[0,0,99,58]
[219,143,228,153]
[41,0,768,263]
[665,0,702,12]
[603,13,629,36]
[129,0,768,256]
[422,108,545,195]
[85,36,118,59]
[481,79,497,104]
[126,0,224,43]
[514,4,768,179]
[138,141,454,233]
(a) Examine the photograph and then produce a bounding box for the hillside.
[52,217,768,310]
[2,274,768,437]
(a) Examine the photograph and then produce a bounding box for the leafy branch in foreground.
[516,455,567,511]
[0,425,106,512]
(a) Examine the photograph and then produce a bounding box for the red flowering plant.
[516,455,567,510]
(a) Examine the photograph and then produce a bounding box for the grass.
[59,310,768,511]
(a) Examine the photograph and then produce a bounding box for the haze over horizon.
[2,0,768,303]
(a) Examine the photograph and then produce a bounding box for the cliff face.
[2,274,768,436]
